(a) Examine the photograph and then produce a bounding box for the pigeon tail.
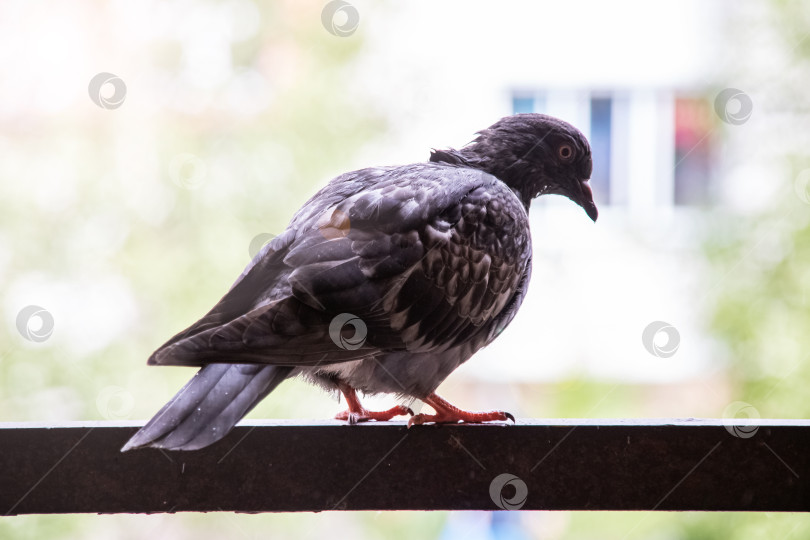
[121,364,293,452]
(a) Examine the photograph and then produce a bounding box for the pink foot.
[407,393,515,427]
[335,405,413,424]
[335,382,412,424]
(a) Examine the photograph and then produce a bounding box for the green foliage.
[706,196,810,416]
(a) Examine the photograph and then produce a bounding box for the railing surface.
[1,419,807,515]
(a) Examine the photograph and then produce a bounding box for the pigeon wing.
[149,164,531,367]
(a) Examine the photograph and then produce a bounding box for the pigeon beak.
[577,179,598,222]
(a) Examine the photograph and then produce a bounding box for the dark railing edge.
[1,419,808,514]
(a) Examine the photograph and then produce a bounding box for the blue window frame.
[674,97,713,205]
[512,95,535,114]
[511,93,546,115]
[589,97,612,205]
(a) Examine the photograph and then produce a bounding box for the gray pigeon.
[122,113,597,451]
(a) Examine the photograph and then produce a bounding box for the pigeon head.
[435,113,598,221]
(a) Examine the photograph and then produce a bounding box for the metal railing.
[1,419,807,514]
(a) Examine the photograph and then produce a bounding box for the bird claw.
[335,404,413,424]
[407,409,515,428]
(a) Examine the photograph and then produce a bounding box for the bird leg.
[408,393,515,427]
[334,382,413,424]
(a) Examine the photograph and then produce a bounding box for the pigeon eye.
[558,144,574,161]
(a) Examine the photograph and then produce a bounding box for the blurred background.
[2,0,810,537]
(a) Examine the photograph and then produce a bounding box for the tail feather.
[121,364,293,452]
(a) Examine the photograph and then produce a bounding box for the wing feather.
[149,164,531,367]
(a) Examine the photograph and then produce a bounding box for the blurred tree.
[706,0,810,423]
[686,0,810,538]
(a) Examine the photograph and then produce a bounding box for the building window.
[674,97,714,205]
[512,95,535,114]
[509,90,716,210]
[511,93,546,115]
[589,96,612,205]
